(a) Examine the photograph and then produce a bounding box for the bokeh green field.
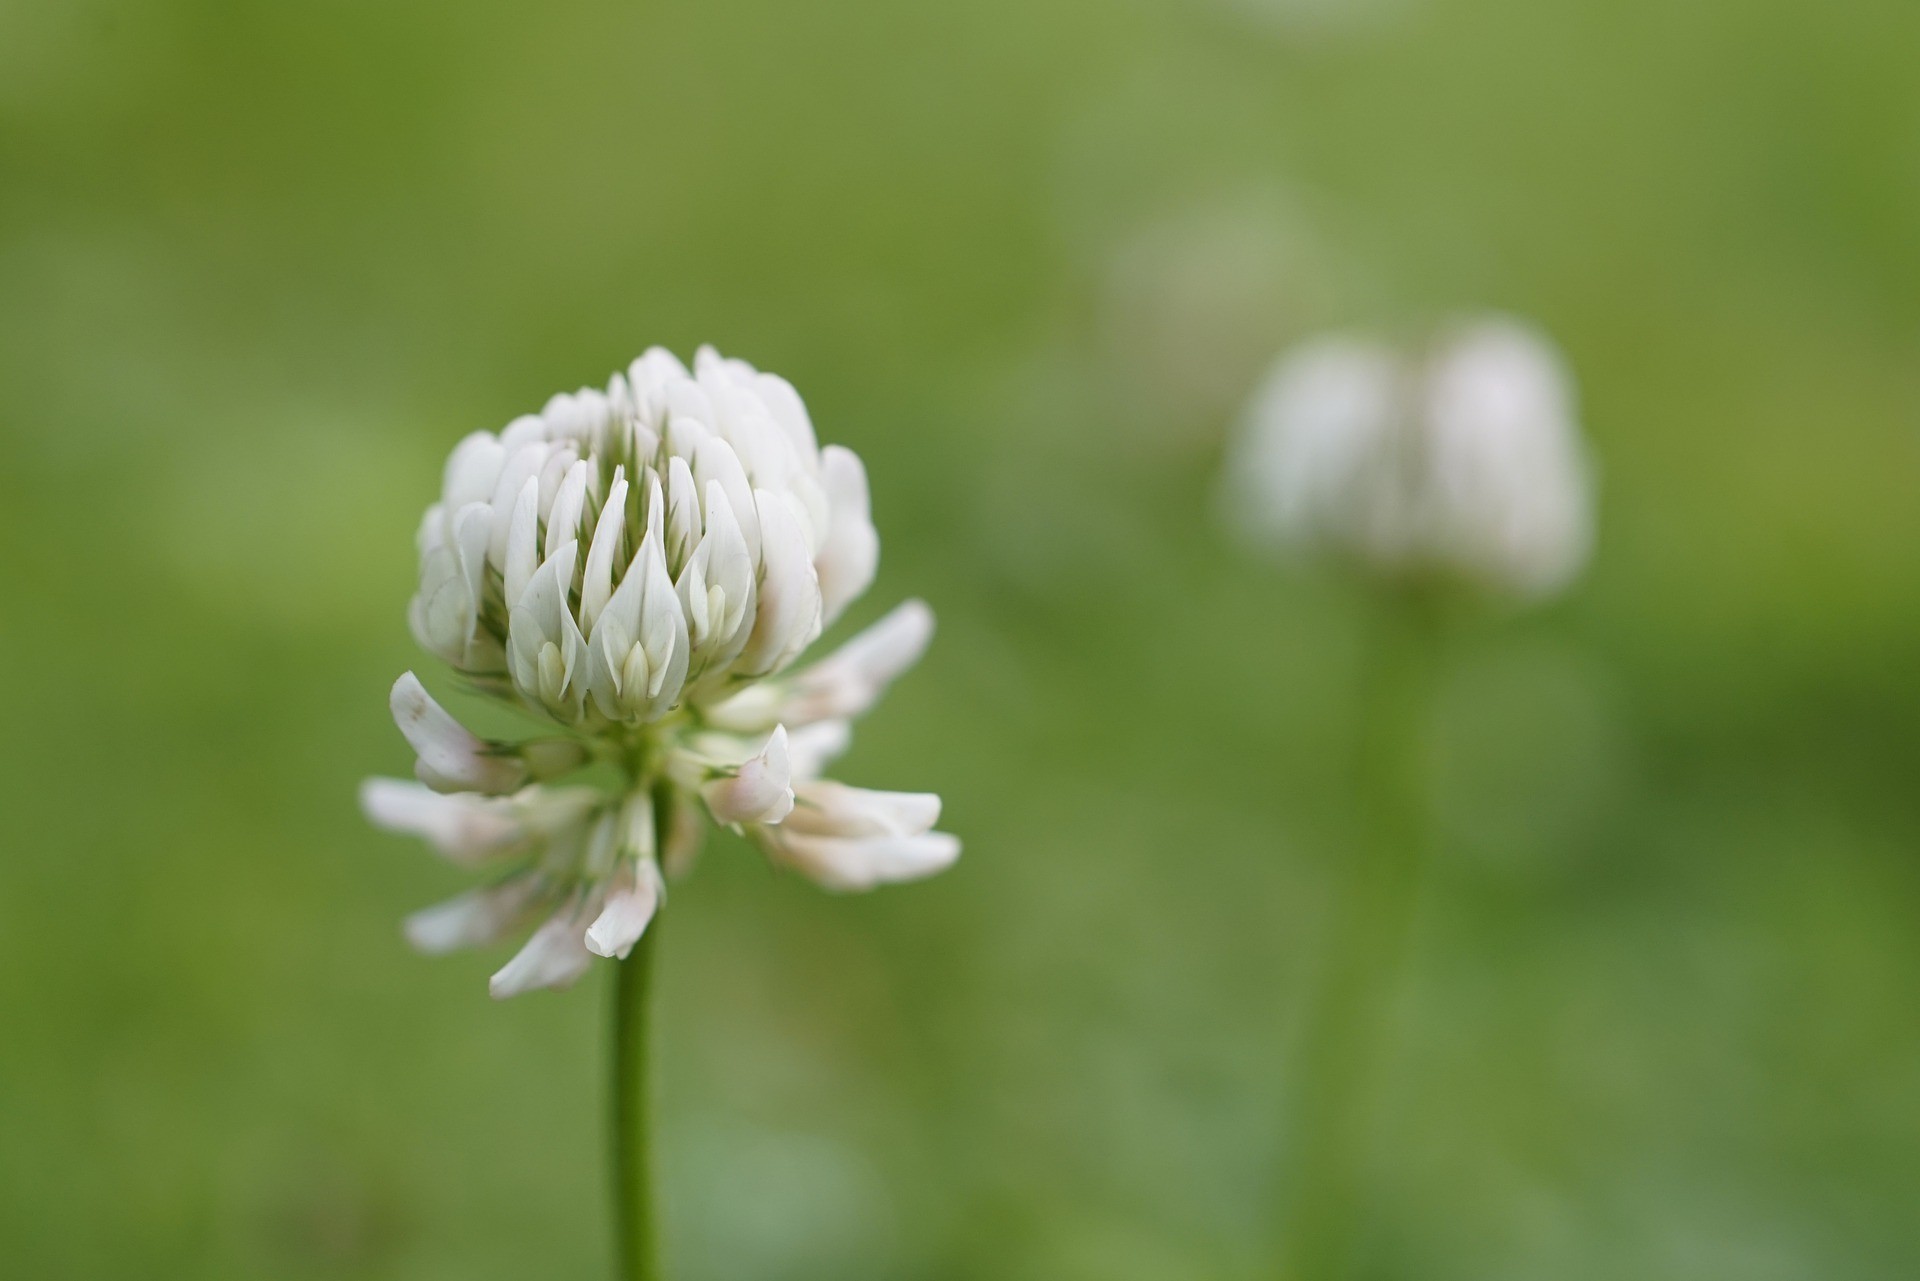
[5,1,1920,1277]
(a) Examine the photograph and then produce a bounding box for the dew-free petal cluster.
[364,347,957,996]
[1223,316,1594,599]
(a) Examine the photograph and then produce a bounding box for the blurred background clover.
[4,1,1920,1279]
[1221,314,1593,1278]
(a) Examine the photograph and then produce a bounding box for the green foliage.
[3,0,1918,1276]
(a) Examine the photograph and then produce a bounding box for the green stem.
[611,912,663,1281]
[1276,586,1439,1281]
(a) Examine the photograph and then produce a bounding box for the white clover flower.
[364,346,957,997]
[1223,316,1594,599]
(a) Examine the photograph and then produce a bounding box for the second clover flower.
[1222,316,1594,600]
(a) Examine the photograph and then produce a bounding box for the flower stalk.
[1277,585,1440,1280]
[611,888,663,1281]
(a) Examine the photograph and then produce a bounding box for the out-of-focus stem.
[1276,586,1439,1280]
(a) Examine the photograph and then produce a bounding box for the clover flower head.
[364,346,957,997]
[1223,316,1594,599]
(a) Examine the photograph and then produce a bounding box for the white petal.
[678,547,711,646]
[507,544,588,719]
[628,347,691,411]
[451,502,493,623]
[488,442,552,569]
[785,462,833,559]
[664,455,702,574]
[389,672,525,794]
[783,598,933,725]
[618,788,657,861]
[359,778,526,864]
[579,808,622,880]
[498,413,547,453]
[679,481,756,669]
[503,476,541,609]
[664,414,709,464]
[737,488,822,678]
[587,556,643,718]
[785,780,940,839]
[720,408,794,491]
[580,468,629,634]
[699,683,783,733]
[622,417,661,467]
[606,370,635,419]
[701,726,795,825]
[634,534,690,712]
[543,388,610,445]
[410,543,476,666]
[415,502,449,558]
[642,466,665,551]
[664,378,715,430]
[545,458,592,563]
[510,785,601,838]
[814,445,878,626]
[764,830,961,892]
[697,483,754,609]
[751,371,818,459]
[588,534,687,722]
[785,720,852,780]
[692,436,761,561]
[489,908,594,999]
[692,343,734,382]
[585,859,665,959]
[404,878,541,955]
[410,500,493,663]
[534,444,578,520]
[443,432,506,509]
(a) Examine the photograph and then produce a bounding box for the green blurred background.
[5,0,1920,1277]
